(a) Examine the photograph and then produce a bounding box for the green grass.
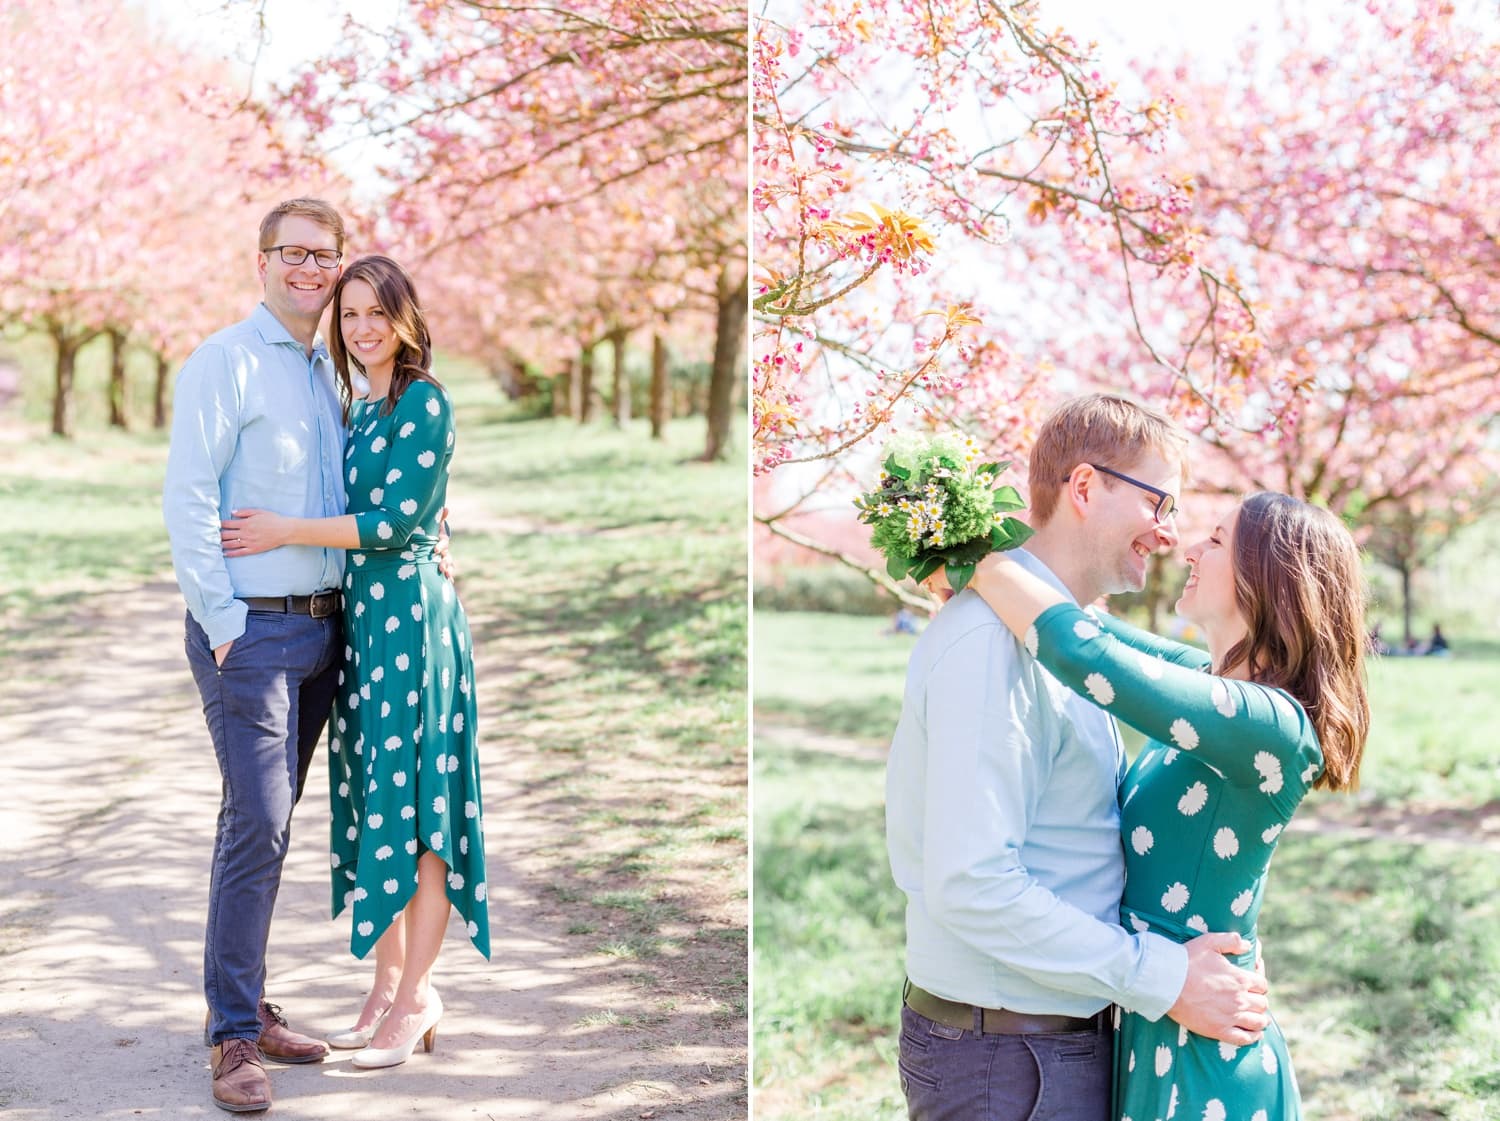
[753,608,1500,1121]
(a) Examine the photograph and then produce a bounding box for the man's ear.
[1064,464,1098,518]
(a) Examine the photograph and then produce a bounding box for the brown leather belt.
[239,592,342,618]
[904,981,1104,1035]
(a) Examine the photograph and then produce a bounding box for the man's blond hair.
[1027,393,1189,525]
[258,197,345,253]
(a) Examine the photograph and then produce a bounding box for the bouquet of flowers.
[854,433,1033,593]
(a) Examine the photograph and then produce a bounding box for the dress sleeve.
[1088,608,1212,671]
[350,383,451,550]
[1032,603,1323,806]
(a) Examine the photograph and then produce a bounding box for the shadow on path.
[0,580,744,1120]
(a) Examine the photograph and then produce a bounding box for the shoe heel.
[422,1026,438,1054]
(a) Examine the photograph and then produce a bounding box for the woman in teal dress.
[222,255,489,1070]
[963,492,1370,1121]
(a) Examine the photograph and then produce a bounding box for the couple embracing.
[163,198,490,1112]
[888,395,1370,1120]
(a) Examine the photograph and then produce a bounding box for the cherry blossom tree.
[0,0,340,436]
[282,0,748,459]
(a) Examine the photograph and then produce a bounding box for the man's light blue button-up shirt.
[162,303,347,649]
[885,549,1188,1020]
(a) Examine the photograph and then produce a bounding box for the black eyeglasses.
[1069,464,1178,523]
[262,244,342,269]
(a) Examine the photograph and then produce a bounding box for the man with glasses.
[164,198,349,1112]
[887,394,1269,1121]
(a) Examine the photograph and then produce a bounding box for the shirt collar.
[1009,547,1078,605]
[252,302,329,360]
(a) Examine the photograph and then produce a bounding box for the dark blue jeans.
[899,1004,1111,1121]
[185,609,340,1045]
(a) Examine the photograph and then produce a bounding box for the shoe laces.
[218,1037,262,1075]
[259,1001,289,1028]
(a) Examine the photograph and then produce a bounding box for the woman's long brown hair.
[1220,492,1370,791]
[327,255,440,425]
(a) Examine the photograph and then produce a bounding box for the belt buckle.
[310,592,338,619]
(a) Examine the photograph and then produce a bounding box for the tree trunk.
[579,344,596,423]
[107,328,128,429]
[153,352,170,429]
[552,362,570,418]
[562,357,581,420]
[608,327,629,429]
[650,332,669,440]
[703,263,748,462]
[51,326,83,438]
[1144,553,1167,633]
[1400,563,1413,647]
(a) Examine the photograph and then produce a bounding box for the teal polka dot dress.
[1030,603,1321,1121]
[328,381,490,961]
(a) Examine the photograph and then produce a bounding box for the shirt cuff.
[201,599,249,650]
[1124,932,1190,1021]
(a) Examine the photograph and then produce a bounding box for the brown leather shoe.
[211,1038,271,1113]
[257,1000,331,1064]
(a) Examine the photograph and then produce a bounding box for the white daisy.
[386,468,403,484]
[1203,1101,1226,1121]
[1254,752,1284,794]
[475,882,487,901]
[375,845,393,861]
[1161,882,1190,913]
[1073,619,1100,640]
[396,653,410,671]
[399,422,415,438]
[376,521,393,540]
[370,582,385,601]
[1137,652,1164,679]
[453,713,465,733]
[449,871,464,890]
[393,771,407,787]
[383,879,399,894]
[465,800,478,819]
[1084,673,1115,705]
[426,396,440,415]
[433,795,446,814]
[405,838,419,854]
[1262,823,1284,843]
[1231,889,1254,916]
[401,804,416,820]
[1261,1047,1278,1074]
[400,499,418,515]
[417,450,436,468]
[370,487,384,504]
[1131,826,1154,855]
[1186,915,1208,933]
[1213,827,1239,859]
[1211,679,1237,718]
[1218,1041,1238,1061]
[398,563,416,580]
[1178,782,1209,815]
[1169,718,1199,750]
[385,617,400,633]
[371,436,387,453]
[1155,1044,1173,1076]
[411,604,423,622]
[367,813,383,829]
[357,920,374,937]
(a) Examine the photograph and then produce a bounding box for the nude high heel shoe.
[327,1009,387,1050]
[350,990,443,1069]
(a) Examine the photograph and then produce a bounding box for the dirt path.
[0,578,743,1120]
[755,716,1500,852]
